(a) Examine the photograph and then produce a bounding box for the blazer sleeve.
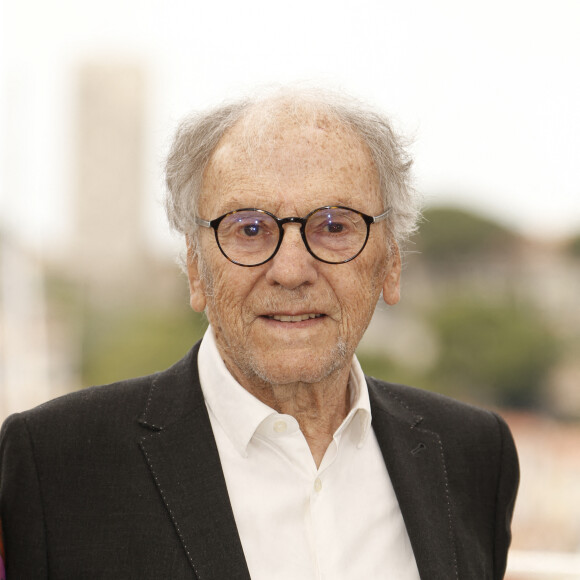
[493,412,519,580]
[0,413,49,577]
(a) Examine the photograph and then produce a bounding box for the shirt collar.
[197,326,372,457]
[337,354,372,450]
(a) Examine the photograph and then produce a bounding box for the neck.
[236,367,352,468]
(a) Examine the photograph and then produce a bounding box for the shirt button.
[314,477,322,492]
[273,420,287,433]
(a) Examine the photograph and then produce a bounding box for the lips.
[265,313,324,322]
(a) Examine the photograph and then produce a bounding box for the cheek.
[202,262,258,328]
[336,262,386,330]
[342,284,378,322]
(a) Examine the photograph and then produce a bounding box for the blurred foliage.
[566,233,580,259]
[359,297,559,410]
[45,271,83,309]
[357,353,408,386]
[81,305,207,387]
[414,207,518,264]
[426,296,558,408]
[360,205,565,411]
[357,351,426,393]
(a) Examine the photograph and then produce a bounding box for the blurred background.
[1,0,579,577]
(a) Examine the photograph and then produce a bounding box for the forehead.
[200,107,381,214]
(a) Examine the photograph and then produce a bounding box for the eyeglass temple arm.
[371,208,390,223]
[194,216,212,228]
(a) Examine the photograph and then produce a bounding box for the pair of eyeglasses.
[194,205,389,267]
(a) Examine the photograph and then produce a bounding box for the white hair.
[165,87,420,252]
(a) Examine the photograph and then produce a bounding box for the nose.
[264,223,318,289]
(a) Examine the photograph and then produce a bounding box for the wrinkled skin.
[186,110,401,463]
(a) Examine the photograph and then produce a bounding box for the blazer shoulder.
[2,342,202,438]
[12,373,155,427]
[366,376,516,452]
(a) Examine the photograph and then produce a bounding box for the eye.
[242,223,261,237]
[224,213,277,241]
[313,213,353,236]
[325,221,345,234]
[236,217,275,238]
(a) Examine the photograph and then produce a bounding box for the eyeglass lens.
[216,208,369,266]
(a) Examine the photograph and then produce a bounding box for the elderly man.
[0,89,518,579]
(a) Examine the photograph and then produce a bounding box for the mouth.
[264,313,325,323]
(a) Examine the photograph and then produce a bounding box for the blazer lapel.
[368,378,459,580]
[138,344,251,580]
[135,346,460,579]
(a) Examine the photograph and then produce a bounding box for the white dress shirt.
[198,327,420,580]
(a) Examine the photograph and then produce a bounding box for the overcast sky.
[1,0,579,251]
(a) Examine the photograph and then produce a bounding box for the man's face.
[187,112,401,388]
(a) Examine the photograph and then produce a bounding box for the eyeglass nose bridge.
[272,215,311,259]
[277,216,305,227]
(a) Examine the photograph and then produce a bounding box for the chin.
[243,340,349,386]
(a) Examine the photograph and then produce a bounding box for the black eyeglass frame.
[194,205,390,267]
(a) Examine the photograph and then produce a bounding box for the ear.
[382,241,401,306]
[186,236,207,312]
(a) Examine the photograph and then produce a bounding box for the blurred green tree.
[81,305,206,387]
[566,233,580,259]
[414,207,518,264]
[427,296,558,408]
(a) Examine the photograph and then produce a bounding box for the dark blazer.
[0,342,518,579]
